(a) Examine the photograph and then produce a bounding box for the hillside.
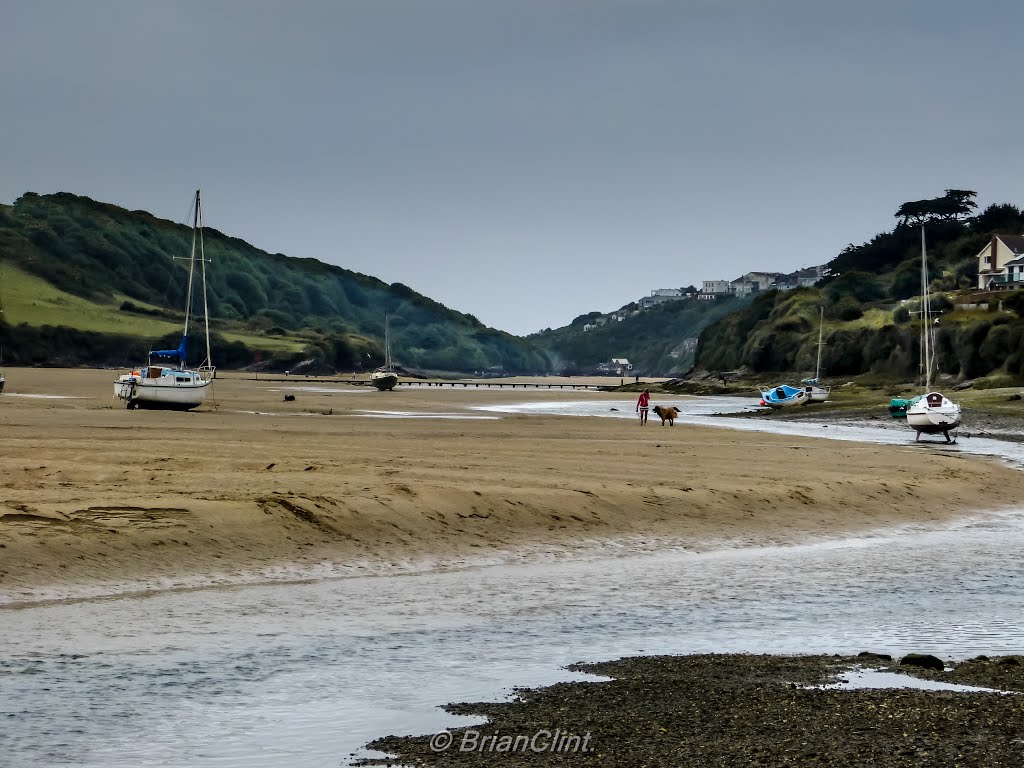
[0,192,549,372]
[532,295,750,376]
[694,196,1024,384]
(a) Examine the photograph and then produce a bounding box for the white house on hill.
[698,280,731,299]
[976,234,1024,290]
[638,288,688,309]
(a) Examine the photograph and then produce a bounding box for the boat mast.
[921,226,931,390]
[182,190,200,365]
[815,306,824,380]
[384,315,392,369]
[196,190,212,369]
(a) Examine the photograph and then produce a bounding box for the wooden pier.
[248,376,605,390]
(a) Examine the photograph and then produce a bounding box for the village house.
[730,271,781,297]
[698,280,731,300]
[638,288,687,309]
[976,234,1024,290]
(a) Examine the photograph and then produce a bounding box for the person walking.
[636,388,650,426]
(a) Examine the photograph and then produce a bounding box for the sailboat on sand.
[370,315,399,392]
[113,190,215,410]
[905,227,961,443]
[801,306,830,403]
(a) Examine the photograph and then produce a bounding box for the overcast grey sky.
[2,1,1021,335]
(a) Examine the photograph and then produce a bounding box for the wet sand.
[665,381,1024,442]
[360,653,1024,767]
[3,368,1024,602]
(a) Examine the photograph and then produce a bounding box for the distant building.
[976,234,1024,290]
[638,288,686,309]
[770,266,824,291]
[730,271,781,297]
[698,280,731,300]
[610,358,633,372]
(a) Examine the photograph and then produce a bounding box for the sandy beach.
[3,367,1024,602]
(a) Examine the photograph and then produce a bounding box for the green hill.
[531,295,749,376]
[0,192,549,372]
[694,194,1024,383]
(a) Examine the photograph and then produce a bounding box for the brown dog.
[653,405,679,426]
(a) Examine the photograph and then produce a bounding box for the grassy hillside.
[532,295,750,376]
[0,192,548,372]
[695,200,1024,383]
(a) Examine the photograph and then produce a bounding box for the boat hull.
[115,370,212,410]
[0,375,5,394]
[759,385,809,408]
[906,392,961,433]
[370,371,398,391]
[804,385,830,403]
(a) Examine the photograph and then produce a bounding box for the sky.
[2,1,1021,336]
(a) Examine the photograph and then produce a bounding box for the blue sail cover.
[151,335,187,363]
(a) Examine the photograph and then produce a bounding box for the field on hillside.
[0,263,306,354]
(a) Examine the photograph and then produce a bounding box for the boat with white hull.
[907,392,961,436]
[801,307,830,402]
[115,365,212,410]
[370,315,399,391]
[759,384,810,408]
[114,190,215,410]
[905,227,960,442]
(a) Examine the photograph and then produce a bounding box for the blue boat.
[759,384,810,408]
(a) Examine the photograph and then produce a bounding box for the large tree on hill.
[895,189,977,225]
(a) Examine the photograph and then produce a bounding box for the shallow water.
[3,509,1023,767]
[472,396,1024,467]
[3,396,1024,767]
[822,668,1019,694]
[1,393,83,399]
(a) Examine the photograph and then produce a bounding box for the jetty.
[249,376,603,390]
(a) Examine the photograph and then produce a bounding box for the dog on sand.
[653,405,679,426]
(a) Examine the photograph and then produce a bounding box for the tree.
[895,190,977,225]
[941,189,978,219]
[895,199,932,226]
[972,203,1024,233]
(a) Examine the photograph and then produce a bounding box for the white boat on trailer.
[114,190,215,410]
[905,227,961,442]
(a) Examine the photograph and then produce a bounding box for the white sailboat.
[370,315,399,391]
[114,190,215,410]
[801,306,830,403]
[906,227,961,442]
